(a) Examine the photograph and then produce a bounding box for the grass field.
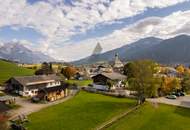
[26,91,136,130]
[106,102,190,130]
[0,60,34,85]
[65,79,93,86]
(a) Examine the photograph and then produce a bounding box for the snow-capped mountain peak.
[0,42,55,63]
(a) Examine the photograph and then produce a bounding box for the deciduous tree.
[61,66,77,79]
[124,60,160,104]
[181,72,190,92]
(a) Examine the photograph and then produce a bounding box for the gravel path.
[8,90,79,120]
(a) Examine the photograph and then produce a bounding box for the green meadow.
[0,60,34,85]
[26,91,136,130]
[65,79,93,86]
[106,102,190,130]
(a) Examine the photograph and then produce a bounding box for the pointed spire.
[92,42,103,55]
[113,53,124,68]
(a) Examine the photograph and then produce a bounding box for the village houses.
[92,72,127,91]
[5,75,68,101]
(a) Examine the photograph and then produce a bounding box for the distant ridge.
[72,35,190,65]
[72,37,162,65]
[0,42,55,64]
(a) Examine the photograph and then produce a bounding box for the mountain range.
[73,35,190,65]
[0,42,54,64]
[1,34,190,65]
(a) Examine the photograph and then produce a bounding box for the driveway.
[8,89,79,120]
[147,95,190,108]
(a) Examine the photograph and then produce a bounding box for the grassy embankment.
[0,60,34,85]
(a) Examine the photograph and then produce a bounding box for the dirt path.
[8,90,79,120]
[95,105,140,130]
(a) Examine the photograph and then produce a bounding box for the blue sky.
[71,1,190,43]
[0,0,190,61]
[0,26,43,43]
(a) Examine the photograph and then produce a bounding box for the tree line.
[123,60,190,104]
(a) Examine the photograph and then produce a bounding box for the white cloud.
[0,0,189,61]
[55,10,190,61]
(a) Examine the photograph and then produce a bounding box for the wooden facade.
[37,84,69,102]
[92,74,109,85]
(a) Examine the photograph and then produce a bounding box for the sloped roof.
[11,74,61,86]
[92,72,127,80]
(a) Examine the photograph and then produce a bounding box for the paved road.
[147,95,190,108]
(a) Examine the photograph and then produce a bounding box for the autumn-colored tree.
[160,77,181,94]
[184,68,190,75]
[176,65,185,74]
[181,71,190,92]
[61,66,77,79]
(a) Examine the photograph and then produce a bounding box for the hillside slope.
[0,60,34,85]
[129,35,190,65]
[72,37,162,65]
[73,35,190,65]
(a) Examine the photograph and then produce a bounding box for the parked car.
[172,92,185,97]
[179,92,185,96]
[172,92,180,97]
[31,97,40,103]
[166,95,177,99]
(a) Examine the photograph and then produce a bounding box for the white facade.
[46,81,61,88]
[22,81,61,97]
[93,84,109,91]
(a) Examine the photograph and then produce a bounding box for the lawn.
[65,79,93,86]
[0,60,34,85]
[26,91,136,130]
[106,102,190,130]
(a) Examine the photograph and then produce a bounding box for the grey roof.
[93,72,127,80]
[11,74,61,86]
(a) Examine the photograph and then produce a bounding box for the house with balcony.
[5,74,62,97]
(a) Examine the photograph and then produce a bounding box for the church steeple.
[113,53,124,68]
[115,53,119,60]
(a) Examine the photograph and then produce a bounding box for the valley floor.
[25,91,136,130]
[7,91,190,130]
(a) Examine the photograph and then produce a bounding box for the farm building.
[37,84,69,101]
[92,72,127,91]
[5,75,63,97]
